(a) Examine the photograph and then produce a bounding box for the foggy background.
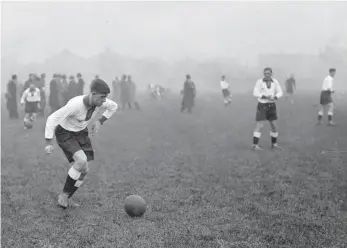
[2,1,347,93]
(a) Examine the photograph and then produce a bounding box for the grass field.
[1,92,347,248]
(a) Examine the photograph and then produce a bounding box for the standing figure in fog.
[317,68,337,126]
[38,73,46,116]
[112,76,120,102]
[77,73,85,95]
[220,75,232,107]
[120,74,131,110]
[285,74,296,104]
[180,74,196,113]
[6,75,19,119]
[128,75,140,110]
[252,67,283,151]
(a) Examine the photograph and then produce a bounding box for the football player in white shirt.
[220,76,232,107]
[20,83,41,129]
[252,68,283,150]
[317,68,336,125]
[44,79,118,209]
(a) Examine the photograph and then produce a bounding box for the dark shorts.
[256,102,277,122]
[222,89,230,98]
[55,125,94,163]
[320,91,332,105]
[286,88,294,94]
[25,101,39,114]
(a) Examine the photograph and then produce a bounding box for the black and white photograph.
[1,1,347,247]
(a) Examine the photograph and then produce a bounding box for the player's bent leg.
[317,105,324,124]
[68,150,88,198]
[327,103,335,125]
[58,150,88,209]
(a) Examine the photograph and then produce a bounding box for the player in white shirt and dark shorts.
[44,79,118,209]
[252,68,283,150]
[220,76,232,107]
[20,83,41,129]
[317,68,336,126]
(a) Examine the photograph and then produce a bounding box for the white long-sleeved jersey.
[253,78,283,103]
[220,80,229,90]
[322,75,334,91]
[45,95,118,139]
[21,87,41,104]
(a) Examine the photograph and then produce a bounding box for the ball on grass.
[124,195,146,217]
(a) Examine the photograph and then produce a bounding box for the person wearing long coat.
[6,75,19,119]
[67,76,79,101]
[127,75,140,110]
[120,75,131,109]
[38,73,46,116]
[49,74,61,113]
[180,74,196,113]
[112,76,120,103]
[77,73,85,95]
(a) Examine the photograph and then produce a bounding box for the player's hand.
[91,120,102,134]
[45,144,54,154]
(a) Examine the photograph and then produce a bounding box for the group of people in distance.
[111,75,140,111]
[5,66,338,209]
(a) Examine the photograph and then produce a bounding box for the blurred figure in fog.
[120,74,131,110]
[112,76,120,102]
[68,75,79,101]
[61,74,69,104]
[180,74,196,113]
[37,73,46,116]
[23,74,38,93]
[6,74,19,119]
[20,83,41,129]
[220,75,232,107]
[252,67,283,151]
[148,83,159,100]
[317,68,336,126]
[77,73,85,95]
[49,74,61,113]
[128,75,140,110]
[285,74,296,104]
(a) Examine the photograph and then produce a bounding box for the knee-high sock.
[62,167,81,196]
[270,131,278,144]
[68,172,87,198]
[253,131,261,145]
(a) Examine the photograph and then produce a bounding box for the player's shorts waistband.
[257,101,276,106]
[55,125,88,135]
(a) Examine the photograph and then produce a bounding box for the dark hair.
[264,67,272,73]
[77,73,82,77]
[329,68,336,73]
[12,74,17,80]
[186,74,191,79]
[90,79,110,94]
